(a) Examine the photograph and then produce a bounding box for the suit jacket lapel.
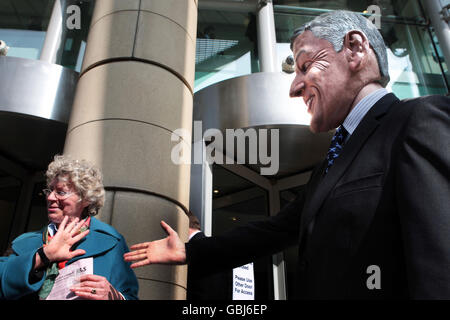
[299,93,399,239]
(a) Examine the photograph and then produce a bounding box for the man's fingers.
[130,259,150,269]
[124,248,147,258]
[129,242,149,250]
[160,220,177,236]
[124,252,148,263]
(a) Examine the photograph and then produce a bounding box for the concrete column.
[63,0,198,299]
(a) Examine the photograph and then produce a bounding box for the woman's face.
[46,177,88,226]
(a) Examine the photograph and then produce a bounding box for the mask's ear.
[343,30,370,71]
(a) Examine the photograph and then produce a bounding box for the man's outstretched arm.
[124,190,306,272]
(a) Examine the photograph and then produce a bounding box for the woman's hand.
[70,275,123,300]
[43,216,89,262]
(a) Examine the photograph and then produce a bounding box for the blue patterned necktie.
[325,126,349,174]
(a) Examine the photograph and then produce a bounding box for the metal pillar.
[40,0,65,63]
[189,139,213,236]
[256,0,278,72]
[199,0,257,12]
[422,0,450,69]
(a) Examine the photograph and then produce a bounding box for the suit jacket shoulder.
[190,231,206,242]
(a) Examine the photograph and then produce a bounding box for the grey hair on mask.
[290,10,390,87]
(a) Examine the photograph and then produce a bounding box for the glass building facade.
[0,0,449,300]
[0,0,94,256]
[0,0,94,71]
[195,0,449,96]
[195,9,260,92]
[2,1,448,106]
[0,0,53,60]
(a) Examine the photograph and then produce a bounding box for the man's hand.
[123,221,186,268]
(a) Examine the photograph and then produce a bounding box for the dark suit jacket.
[187,231,232,300]
[186,93,450,299]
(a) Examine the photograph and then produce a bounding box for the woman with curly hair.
[1,155,138,300]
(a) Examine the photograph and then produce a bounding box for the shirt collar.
[48,223,58,237]
[188,229,202,241]
[47,216,91,237]
[342,88,388,135]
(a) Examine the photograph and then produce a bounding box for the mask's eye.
[301,61,312,73]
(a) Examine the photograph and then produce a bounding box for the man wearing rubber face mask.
[125,11,450,299]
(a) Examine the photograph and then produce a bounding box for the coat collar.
[11,217,120,265]
[68,217,120,264]
[299,93,399,240]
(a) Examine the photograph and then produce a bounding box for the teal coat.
[1,217,138,300]
[0,257,7,299]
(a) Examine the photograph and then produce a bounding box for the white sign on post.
[232,262,255,300]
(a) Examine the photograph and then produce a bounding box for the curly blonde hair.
[46,155,105,216]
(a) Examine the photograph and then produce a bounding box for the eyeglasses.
[42,188,74,200]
